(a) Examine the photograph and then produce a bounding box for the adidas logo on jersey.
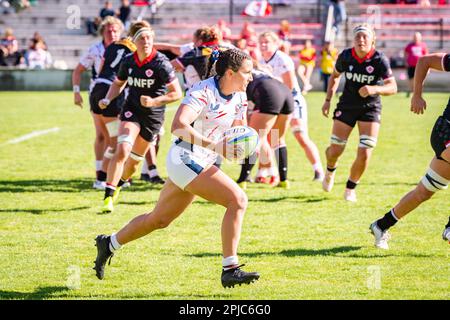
[127,77,155,88]
[345,72,375,84]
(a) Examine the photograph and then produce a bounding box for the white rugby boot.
[370,222,391,250]
[344,188,357,202]
[322,170,336,192]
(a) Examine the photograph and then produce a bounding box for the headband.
[133,28,153,42]
[353,26,373,37]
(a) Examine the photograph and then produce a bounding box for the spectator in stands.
[404,32,428,97]
[0,27,23,66]
[100,1,115,19]
[117,0,131,30]
[86,1,116,36]
[277,19,291,55]
[29,31,47,51]
[25,39,52,69]
[329,0,346,38]
[240,22,258,60]
[217,19,232,43]
[297,39,316,94]
[319,41,338,93]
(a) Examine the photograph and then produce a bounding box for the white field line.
[3,127,60,145]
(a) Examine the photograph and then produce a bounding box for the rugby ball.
[223,126,259,161]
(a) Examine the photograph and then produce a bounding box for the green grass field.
[0,91,448,300]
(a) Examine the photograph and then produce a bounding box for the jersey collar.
[351,47,375,64]
[214,76,233,100]
[201,40,219,47]
[133,49,157,68]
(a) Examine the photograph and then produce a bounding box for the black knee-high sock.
[376,209,399,231]
[275,146,288,182]
[446,217,450,229]
[237,152,257,183]
[97,170,107,182]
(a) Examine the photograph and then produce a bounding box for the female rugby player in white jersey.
[258,31,324,184]
[93,49,260,288]
[72,16,124,189]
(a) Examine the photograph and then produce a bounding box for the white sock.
[109,233,122,252]
[141,159,148,174]
[268,166,279,177]
[256,168,269,178]
[222,255,238,271]
[149,168,159,178]
[312,163,323,173]
[95,160,103,172]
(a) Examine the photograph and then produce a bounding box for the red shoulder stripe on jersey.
[133,49,157,68]
[214,113,227,119]
[351,48,375,64]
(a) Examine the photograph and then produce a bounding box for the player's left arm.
[359,55,397,98]
[141,78,183,107]
[359,77,397,98]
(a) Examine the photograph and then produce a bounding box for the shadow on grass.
[188,246,363,258]
[0,286,71,300]
[0,206,90,215]
[0,287,231,300]
[0,178,160,193]
[188,246,436,259]
[250,195,328,203]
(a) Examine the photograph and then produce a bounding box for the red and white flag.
[242,0,272,17]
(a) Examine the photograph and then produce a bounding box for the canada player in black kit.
[89,36,136,187]
[322,24,397,202]
[99,21,182,213]
[369,52,450,249]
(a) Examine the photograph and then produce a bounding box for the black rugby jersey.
[117,49,177,114]
[177,43,231,81]
[443,53,450,121]
[335,48,393,109]
[98,38,136,83]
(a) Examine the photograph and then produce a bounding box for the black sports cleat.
[221,264,260,288]
[140,173,151,182]
[149,175,165,184]
[93,235,114,280]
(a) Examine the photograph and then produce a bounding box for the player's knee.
[105,120,120,138]
[330,134,347,147]
[359,135,377,149]
[230,190,248,211]
[420,167,449,194]
[146,213,172,230]
[116,144,131,162]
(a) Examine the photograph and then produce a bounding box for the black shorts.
[333,106,381,128]
[430,116,450,160]
[90,82,124,117]
[120,105,165,142]
[252,79,294,115]
[407,66,415,80]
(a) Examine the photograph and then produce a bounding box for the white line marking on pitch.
[4,127,60,145]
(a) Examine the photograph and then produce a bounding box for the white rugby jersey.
[180,76,248,158]
[79,41,105,90]
[259,50,295,82]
